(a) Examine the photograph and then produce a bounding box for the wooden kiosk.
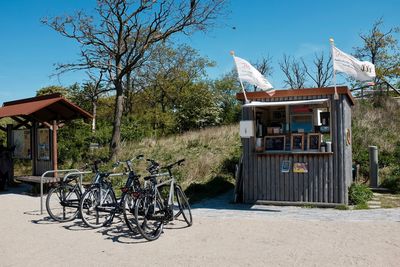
[236,86,354,205]
[0,93,92,185]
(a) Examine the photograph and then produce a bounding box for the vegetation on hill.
[57,124,240,203]
[118,124,241,202]
[352,94,400,192]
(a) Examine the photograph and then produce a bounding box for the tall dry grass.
[352,96,400,178]
[119,124,241,189]
[353,98,400,152]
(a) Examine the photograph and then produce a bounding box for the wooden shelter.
[236,86,354,205]
[0,93,92,183]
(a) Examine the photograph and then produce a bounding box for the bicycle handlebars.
[164,159,185,170]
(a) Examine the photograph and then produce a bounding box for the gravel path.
[1,186,399,266]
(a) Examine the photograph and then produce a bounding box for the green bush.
[381,166,400,193]
[349,183,373,205]
[335,204,349,210]
[354,203,369,210]
[381,176,400,193]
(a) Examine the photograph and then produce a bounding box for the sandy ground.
[1,187,400,267]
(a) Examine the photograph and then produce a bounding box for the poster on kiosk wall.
[239,121,254,138]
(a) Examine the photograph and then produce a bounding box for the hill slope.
[119,124,241,202]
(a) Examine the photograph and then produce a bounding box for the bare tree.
[84,71,109,132]
[251,55,273,91]
[302,53,333,88]
[42,0,226,159]
[279,54,306,89]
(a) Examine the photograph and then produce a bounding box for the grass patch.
[354,203,369,210]
[335,204,349,210]
[379,194,400,208]
[301,204,317,209]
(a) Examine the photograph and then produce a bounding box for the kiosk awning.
[243,98,329,107]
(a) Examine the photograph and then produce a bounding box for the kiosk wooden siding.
[237,87,354,205]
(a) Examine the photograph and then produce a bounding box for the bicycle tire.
[46,185,80,222]
[122,193,139,234]
[134,195,164,241]
[175,185,192,226]
[79,184,116,228]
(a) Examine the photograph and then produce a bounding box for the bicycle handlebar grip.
[177,159,185,165]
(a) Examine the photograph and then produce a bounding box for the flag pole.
[231,50,249,104]
[330,38,339,100]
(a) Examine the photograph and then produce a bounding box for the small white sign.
[239,120,254,138]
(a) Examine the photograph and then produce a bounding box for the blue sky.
[0,0,399,103]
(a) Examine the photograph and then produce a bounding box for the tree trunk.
[92,101,97,133]
[110,83,124,160]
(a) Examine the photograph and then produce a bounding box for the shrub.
[349,183,373,205]
[381,166,400,193]
[335,204,349,210]
[354,203,369,210]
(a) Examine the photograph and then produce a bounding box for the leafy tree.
[36,85,69,97]
[68,72,110,132]
[176,82,222,131]
[213,71,241,123]
[42,0,226,159]
[354,18,400,84]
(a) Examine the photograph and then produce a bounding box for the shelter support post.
[52,120,58,174]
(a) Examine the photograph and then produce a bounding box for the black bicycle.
[79,155,144,228]
[45,161,101,222]
[134,159,192,241]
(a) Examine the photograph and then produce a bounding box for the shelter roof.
[236,86,355,106]
[0,93,92,122]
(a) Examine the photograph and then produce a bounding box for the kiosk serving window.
[252,99,331,153]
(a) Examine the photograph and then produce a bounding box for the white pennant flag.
[233,55,275,95]
[332,46,376,81]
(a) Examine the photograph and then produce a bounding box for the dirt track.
[1,188,399,266]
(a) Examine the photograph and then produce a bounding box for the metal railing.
[40,169,80,215]
[40,169,130,215]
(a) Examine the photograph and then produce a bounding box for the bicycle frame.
[149,171,177,218]
[96,166,140,213]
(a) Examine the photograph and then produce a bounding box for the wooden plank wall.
[241,94,352,204]
[243,153,334,203]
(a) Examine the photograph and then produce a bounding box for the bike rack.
[40,169,130,215]
[62,170,93,191]
[40,169,87,215]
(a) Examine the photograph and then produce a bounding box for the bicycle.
[134,159,192,241]
[123,158,161,233]
[79,155,144,229]
[45,161,101,222]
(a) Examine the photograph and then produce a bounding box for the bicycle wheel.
[134,195,164,241]
[46,184,80,222]
[79,185,116,228]
[175,185,192,226]
[123,193,139,234]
